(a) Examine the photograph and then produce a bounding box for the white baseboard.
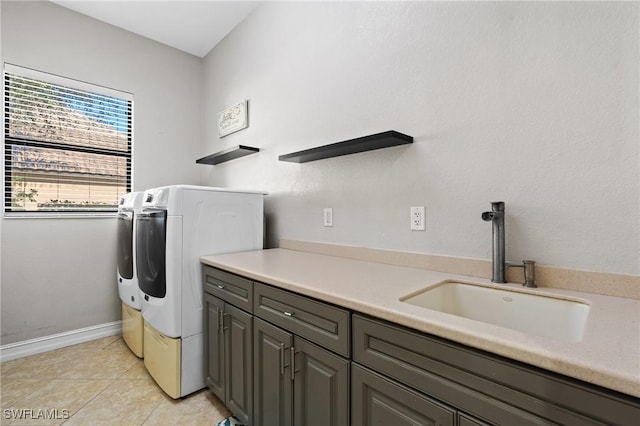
[0,321,122,362]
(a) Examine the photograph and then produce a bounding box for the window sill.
[3,212,118,219]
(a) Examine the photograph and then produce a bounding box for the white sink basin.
[400,281,591,342]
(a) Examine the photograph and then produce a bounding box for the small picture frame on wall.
[217,100,248,137]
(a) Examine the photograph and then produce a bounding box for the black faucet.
[482,201,536,287]
[482,202,507,283]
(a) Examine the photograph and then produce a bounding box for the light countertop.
[200,248,640,398]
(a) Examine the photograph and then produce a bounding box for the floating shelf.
[278,130,413,163]
[196,145,259,165]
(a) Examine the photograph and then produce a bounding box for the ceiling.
[50,1,260,57]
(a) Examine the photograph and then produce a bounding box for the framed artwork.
[217,100,248,137]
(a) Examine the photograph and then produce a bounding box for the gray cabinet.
[203,265,253,311]
[253,318,293,426]
[292,336,350,426]
[253,287,350,426]
[254,282,351,357]
[204,293,225,398]
[352,363,455,426]
[205,264,640,426]
[352,314,640,426]
[458,414,492,426]
[224,302,253,422]
[204,293,253,424]
[203,267,254,425]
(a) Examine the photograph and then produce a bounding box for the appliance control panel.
[142,188,170,208]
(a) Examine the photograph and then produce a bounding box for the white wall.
[201,1,639,277]
[2,1,638,345]
[1,1,203,344]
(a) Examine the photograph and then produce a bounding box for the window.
[4,64,132,214]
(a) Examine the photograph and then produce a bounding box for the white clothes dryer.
[116,191,145,357]
[117,191,144,309]
[136,185,264,398]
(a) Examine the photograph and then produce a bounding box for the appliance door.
[116,211,134,279]
[137,209,167,298]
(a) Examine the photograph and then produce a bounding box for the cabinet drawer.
[353,315,555,426]
[143,321,181,399]
[353,314,640,426]
[254,282,350,357]
[203,265,253,312]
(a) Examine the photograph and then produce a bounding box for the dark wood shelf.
[278,130,413,163]
[196,145,259,165]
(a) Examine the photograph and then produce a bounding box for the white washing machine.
[136,185,264,399]
[116,191,144,357]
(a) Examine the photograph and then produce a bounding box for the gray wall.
[1,1,203,344]
[200,2,639,276]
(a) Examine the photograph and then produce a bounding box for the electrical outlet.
[410,206,425,231]
[324,208,333,227]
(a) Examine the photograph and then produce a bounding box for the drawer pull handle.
[217,285,225,289]
[283,311,294,317]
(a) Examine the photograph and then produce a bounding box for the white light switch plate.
[324,208,333,227]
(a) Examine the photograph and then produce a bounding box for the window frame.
[3,63,133,217]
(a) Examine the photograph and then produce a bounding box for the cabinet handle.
[283,311,294,317]
[290,346,296,381]
[216,308,223,333]
[217,284,225,289]
[222,312,230,331]
[280,343,285,375]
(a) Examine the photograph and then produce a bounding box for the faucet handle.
[522,260,536,288]
[506,260,537,287]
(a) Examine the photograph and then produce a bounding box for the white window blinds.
[4,64,133,214]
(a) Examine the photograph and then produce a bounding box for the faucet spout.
[482,201,506,283]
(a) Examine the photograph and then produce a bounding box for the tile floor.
[0,336,231,425]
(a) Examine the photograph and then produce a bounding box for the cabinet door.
[204,293,225,401]
[458,413,492,426]
[294,337,350,426]
[225,303,253,425]
[254,318,294,426]
[352,364,455,426]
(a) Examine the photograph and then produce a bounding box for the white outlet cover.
[410,206,425,231]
